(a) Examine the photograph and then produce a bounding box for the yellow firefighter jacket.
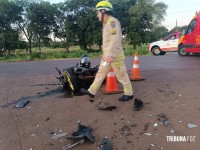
[102,16,125,60]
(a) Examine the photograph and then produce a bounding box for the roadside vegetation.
[0,44,149,62]
[0,0,187,62]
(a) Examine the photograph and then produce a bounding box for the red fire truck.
[178,11,200,56]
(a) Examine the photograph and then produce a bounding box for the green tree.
[53,3,76,51]
[13,0,34,54]
[150,26,169,42]
[0,0,22,55]
[0,29,20,56]
[29,1,56,52]
[152,2,168,28]
[128,0,167,48]
[62,0,101,50]
[111,0,136,34]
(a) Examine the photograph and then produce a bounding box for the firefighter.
[81,0,133,101]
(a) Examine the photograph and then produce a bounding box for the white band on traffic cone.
[134,56,138,60]
[133,64,139,68]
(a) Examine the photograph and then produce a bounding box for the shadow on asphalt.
[1,88,65,108]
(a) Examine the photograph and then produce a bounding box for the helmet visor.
[81,56,90,63]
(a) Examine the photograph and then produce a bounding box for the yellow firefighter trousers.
[88,58,133,96]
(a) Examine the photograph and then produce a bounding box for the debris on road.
[144,133,152,136]
[157,113,171,127]
[97,102,116,111]
[64,121,95,149]
[51,133,68,140]
[63,139,85,150]
[188,123,197,129]
[140,123,150,135]
[98,137,112,150]
[170,129,175,134]
[144,123,150,132]
[148,144,155,150]
[134,98,144,111]
[154,123,158,128]
[15,100,30,108]
[31,134,36,137]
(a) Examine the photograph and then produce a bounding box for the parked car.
[148,31,182,56]
[178,11,200,56]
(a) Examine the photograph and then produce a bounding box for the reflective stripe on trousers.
[88,59,133,96]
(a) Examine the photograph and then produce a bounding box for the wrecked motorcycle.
[55,55,99,97]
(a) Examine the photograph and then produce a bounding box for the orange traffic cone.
[130,52,145,81]
[102,68,123,94]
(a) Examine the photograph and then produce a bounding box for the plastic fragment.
[16,100,30,108]
[188,123,197,129]
[51,133,68,139]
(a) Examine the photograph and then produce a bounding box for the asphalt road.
[1,53,200,150]
[1,53,200,77]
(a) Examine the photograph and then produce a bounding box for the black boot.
[119,95,133,101]
[80,88,94,98]
[134,98,143,111]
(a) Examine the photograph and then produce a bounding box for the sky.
[48,0,200,30]
[156,0,200,30]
